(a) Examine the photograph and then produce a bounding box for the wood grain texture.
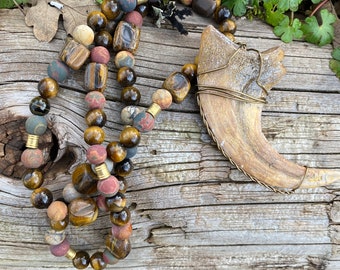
[0,7,340,270]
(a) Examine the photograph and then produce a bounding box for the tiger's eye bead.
[87,144,107,165]
[47,60,70,83]
[50,238,70,257]
[29,96,50,116]
[117,67,136,87]
[120,105,142,125]
[31,187,53,209]
[214,6,232,24]
[105,19,120,35]
[85,63,108,92]
[22,169,43,189]
[87,11,108,32]
[50,218,69,231]
[84,126,105,145]
[114,158,134,177]
[21,148,44,168]
[101,0,121,20]
[90,251,107,270]
[72,24,95,46]
[97,175,120,197]
[102,248,119,265]
[47,201,68,222]
[60,39,90,70]
[180,0,192,5]
[72,163,98,195]
[91,46,110,64]
[124,11,143,28]
[44,229,66,245]
[95,30,113,48]
[111,222,133,240]
[85,91,106,110]
[85,109,107,127]
[69,198,98,226]
[110,207,131,226]
[72,251,90,269]
[219,18,237,34]
[119,126,140,148]
[117,0,137,13]
[105,192,126,212]
[181,63,197,82]
[105,235,131,259]
[38,77,59,98]
[25,115,47,135]
[114,50,135,69]
[118,177,128,193]
[192,0,217,17]
[135,4,149,17]
[121,86,141,105]
[223,32,235,42]
[133,111,155,132]
[162,71,191,104]
[107,141,127,163]
[152,89,172,109]
[113,21,140,54]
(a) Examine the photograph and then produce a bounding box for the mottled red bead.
[50,238,70,257]
[21,148,44,168]
[87,144,107,165]
[124,11,143,28]
[85,91,106,109]
[91,46,110,64]
[97,175,120,197]
[133,111,155,132]
[96,194,109,212]
[111,222,133,240]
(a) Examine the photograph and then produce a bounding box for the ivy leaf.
[301,9,336,46]
[332,47,340,61]
[222,0,248,17]
[0,0,30,9]
[263,0,285,27]
[329,59,340,79]
[277,0,303,12]
[273,16,303,43]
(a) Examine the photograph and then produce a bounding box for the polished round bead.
[114,158,134,177]
[102,248,119,265]
[91,46,110,64]
[111,222,133,240]
[87,144,107,165]
[125,146,137,159]
[85,91,106,110]
[47,201,68,222]
[105,235,131,259]
[181,63,197,82]
[50,218,69,231]
[121,86,141,105]
[47,60,70,83]
[223,32,235,42]
[38,77,59,98]
[50,238,70,257]
[118,177,128,193]
[31,187,53,209]
[25,115,47,135]
[72,163,98,194]
[219,18,237,34]
[114,50,135,69]
[72,24,95,46]
[44,229,66,245]
[117,66,136,87]
[72,251,90,269]
[90,251,107,270]
[22,169,43,189]
[29,96,50,116]
[110,207,131,226]
[95,30,113,48]
[133,111,155,133]
[97,175,120,197]
[180,0,192,5]
[84,126,105,145]
[135,4,149,17]
[85,109,107,127]
[69,198,98,226]
[214,6,232,24]
[101,0,121,20]
[105,19,120,35]
[117,0,137,13]
[105,192,126,212]
[106,141,127,163]
[192,0,217,17]
[119,126,140,148]
[62,183,84,203]
[120,105,142,125]
[87,11,108,32]
[96,194,109,212]
[152,89,172,109]
[21,148,44,169]
[124,11,143,28]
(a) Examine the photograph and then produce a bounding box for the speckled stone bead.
[152,89,173,109]
[31,187,53,209]
[125,146,137,159]
[47,60,70,83]
[117,66,136,87]
[50,238,70,257]
[72,24,95,46]
[102,248,119,265]
[111,222,132,240]
[90,251,107,270]
[162,71,191,103]
[113,21,140,54]
[44,229,66,245]
[219,19,237,34]
[47,201,68,222]
[97,175,120,197]
[119,126,140,148]
[84,126,105,145]
[85,91,106,110]
[29,96,50,116]
[192,0,217,17]
[91,46,110,64]
[96,194,109,212]
[117,0,137,13]
[133,111,155,132]
[85,63,108,92]
[22,169,43,189]
[62,183,85,203]
[95,30,113,48]
[181,63,197,82]
[21,148,44,168]
[72,163,98,195]
[114,50,135,68]
[114,158,134,177]
[87,144,107,165]
[105,192,126,212]
[85,109,107,127]
[59,39,90,70]
[105,235,131,259]
[50,218,69,231]
[101,0,121,20]
[72,251,90,269]
[124,11,143,28]
[87,11,108,32]
[110,207,131,226]
[120,106,142,125]
[69,198,98,226]
[25,115,47,135]
[107,141,127,163]
[121,86,141,105]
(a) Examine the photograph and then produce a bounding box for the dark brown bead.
[135,4,149,17]
[110,207,131,226]
[85,63,108,92]
[69,198,98,226]
[72,250,90,269]
[114,158,133,177]
[118,177,128,193]
[59,39,90,70]
[87,11,108,32]
[101,0,121,20]
[84,126,105,145]
[85,109,107,127]
[214,6,232,24]
[29,96,50,116]
[38,77,59,98]
[90,251,107,270]
[31,187,53,209]
[22,169,43,190]
[192,0,217,17]
[117,67,136,87]
[181,63,197,82]
[105,192,126,212]
[162,71,191,103]
[72,163,98,195]
[95,30,113,48]
[112,21,140,54]
[107,141,127,163]
[105,235,131,259]
[219,19,237,34]
[119,126,140,148]
[121,86,141,105]
[50,217,69,231]
[105,19,120,35]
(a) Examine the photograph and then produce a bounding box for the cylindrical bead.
[146,102,161,118]
[59,39,90,70]
[95,163,111,180]
[162,71,191,103]
[84,63,108,92]
[112,21,140,54]
[102,248,119,265]
[26,134,39,149]
[65,248,77,260]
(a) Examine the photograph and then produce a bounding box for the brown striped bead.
[112,21,140,54]
[105,235,131,259]
[162,72,191,103]
[107,141,127,163]
[84,63,108,92]
[72,163,98,195]
[85,109,107,127]
[90,251,107,270]
[22,169,43,189]
[84,126,105,145]
[38,77,59,98]
[59,39,90,70]
[69,198,98,226]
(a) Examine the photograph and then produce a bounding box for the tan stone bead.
[152,89,172,109]
[72,25,95,46]
[47,201,68,222]
[162,72,191,104]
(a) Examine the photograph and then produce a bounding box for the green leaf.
[301,9,336,46]
[263,0,286,27]
[222,0,248,17]
[273,16,303,43]
[332,47,340,61]
[329,59,340,79]
[0,0,29,9]
[277,0,303,12]
[311,0,323,3]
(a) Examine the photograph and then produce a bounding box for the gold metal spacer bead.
[65,248,77,260]
[137,0,148,4]
[95,163,111,180]
[26,134,39,149]
[146,103,162,118]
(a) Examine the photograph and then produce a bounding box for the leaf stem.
[12,0,25,15]
[310,0,329,17]
[290,11,294,26]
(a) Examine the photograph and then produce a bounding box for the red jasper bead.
[97,175,120,197]
[21,148,44,168]
[91,46,110,64]
[133,111,155,133]
[124,11,143,28]
[85,91,106,110]
[111,222,133,240]
[50,238,70,257]
[87,144,107,165]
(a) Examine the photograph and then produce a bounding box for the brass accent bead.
[65,248,77,260]
[137,0,148,4]
[26,134,39,149]
[95,163,111,180]
[146,103,162,118]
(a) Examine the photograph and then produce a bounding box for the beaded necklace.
[20,0,235,269]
